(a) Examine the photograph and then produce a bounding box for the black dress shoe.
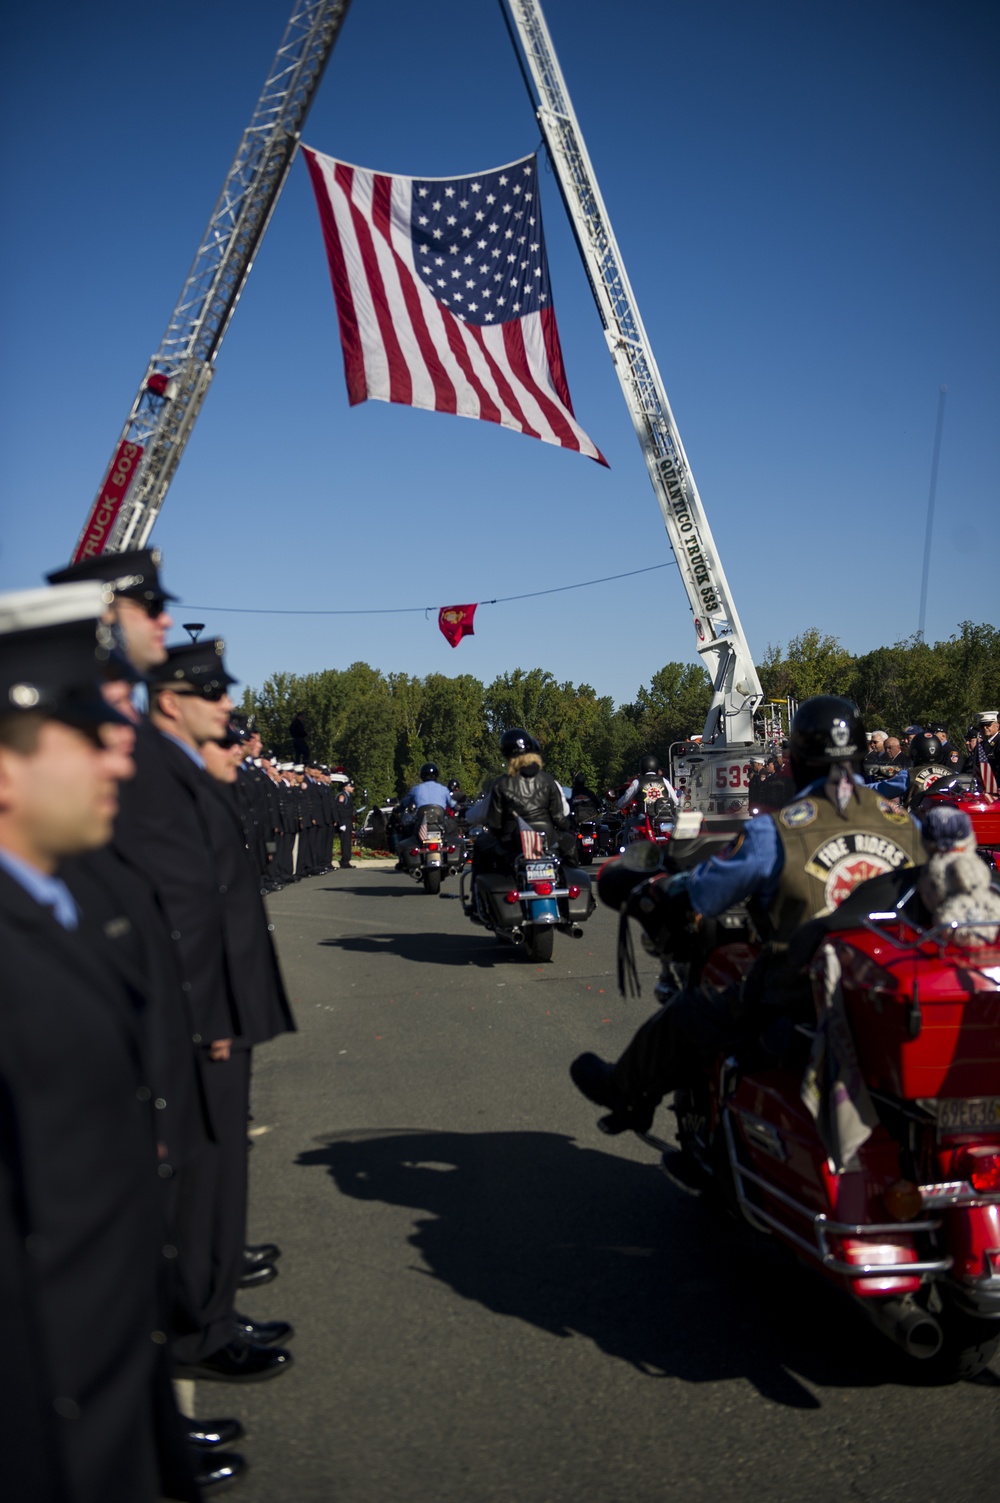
[194,1449,247,1492]
[188,1417,246,1449]
[243,1242,281,1266]
[174,1337,293,1383]
[238,1260,278,1290]
[569,1052,653,1134]
[234,1312,294,1346]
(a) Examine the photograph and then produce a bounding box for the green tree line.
[241,621,997,802]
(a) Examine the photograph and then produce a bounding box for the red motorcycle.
[920,775,1000,875]
[607,853,1000,1380]
[609,783,676,851]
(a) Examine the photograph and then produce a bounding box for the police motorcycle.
[395,765,467,894]
[460,730,596,962]
[590,818,1000,1380]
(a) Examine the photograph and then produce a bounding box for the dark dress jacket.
[61,846,209,1164]
[112,723,295,1055]
[0,870,196,1503]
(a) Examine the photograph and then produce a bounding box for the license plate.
[658,822,671,832]
[582,836,594,845]
[525,861,557,882]
[937,1097,1000,1133]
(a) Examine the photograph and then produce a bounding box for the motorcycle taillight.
[504,891,520,905]
[955,1147,1000,1194]
[426,842,440,852]
[532,880,553,896]
[567,885,581,899]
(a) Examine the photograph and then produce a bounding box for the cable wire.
[182,560,675,616]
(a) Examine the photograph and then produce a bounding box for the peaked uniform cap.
[149,639,237,693]
[0,582,131,725]
[46,547,178,603]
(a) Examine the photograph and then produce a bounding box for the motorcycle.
[599,844,1000,1379]
[920,774,1000,875]
[461,834,596,962]
[396,804,465,894]
[568,817,601,865]
[624,793,676,849]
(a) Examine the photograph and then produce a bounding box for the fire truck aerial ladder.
[501,0,766,809]
[71,0,354,565]
[72,0,764,813]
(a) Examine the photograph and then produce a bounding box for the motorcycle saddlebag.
[476,873,523,929]
[563,870,595,923]
[832,933,1000,1099]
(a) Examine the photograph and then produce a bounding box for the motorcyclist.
[395,763,458,867]
[447,778,470,815]
[400,762,458,821]
[569,695,926,1148]
[869,731,953,809]
[616,754,678,813]
[473,729,574,878]
[568,771,601,823]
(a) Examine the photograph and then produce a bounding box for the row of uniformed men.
[232,742,355,887]
[1,547,301,1501]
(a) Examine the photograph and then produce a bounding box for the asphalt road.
[209,861,999,1503]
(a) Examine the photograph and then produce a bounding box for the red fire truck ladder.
[71,0,353,564]
[502,0,764,781]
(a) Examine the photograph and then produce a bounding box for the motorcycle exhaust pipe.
[509,927,525,945]
[862,1298,944,1361]
[569,924,584,938]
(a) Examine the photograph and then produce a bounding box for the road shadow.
[318,931,524,969]
[297,1126,904,1407]
[319,884,413,899]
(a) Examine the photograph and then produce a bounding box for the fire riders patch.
[805,831,912,909]
[779,799,818,828]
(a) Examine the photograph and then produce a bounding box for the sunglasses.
[120,594,168,619]
[164,684,230,702]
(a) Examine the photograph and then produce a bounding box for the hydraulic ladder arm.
[502,0,763,749]
[71,0,354,563]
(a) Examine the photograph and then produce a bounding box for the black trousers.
[613,985,735,1114]
[338,827,352,866]
[170,1050,251,1364]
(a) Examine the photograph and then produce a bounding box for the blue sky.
[1,0,996,708]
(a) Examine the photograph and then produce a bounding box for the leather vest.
[766,785,924,940]
[906,764,949,808]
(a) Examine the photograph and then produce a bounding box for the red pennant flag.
[438,604,477,648]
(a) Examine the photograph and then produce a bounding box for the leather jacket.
[486,769,569,842]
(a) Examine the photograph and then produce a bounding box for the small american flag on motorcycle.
[975,734,999,798]
[517,817,545,859]
[418,822,430,843]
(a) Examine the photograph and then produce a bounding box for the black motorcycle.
[396,804,464,894]
[461,835,595,961]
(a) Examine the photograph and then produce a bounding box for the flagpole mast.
[69,0,354,564]
[501,1,763,776]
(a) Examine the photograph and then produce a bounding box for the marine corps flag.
[438,604,476,648]
[302,146,606,463]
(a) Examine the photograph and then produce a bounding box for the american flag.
[302,147,606,464]
[517,816,545,859]
[975,734,999,798]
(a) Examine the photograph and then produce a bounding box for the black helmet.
[572,771,588,789]
[420,762,439,781]
[499,727,541,759]
[447,779,460,792]
[788,696,866,790]
[908,732,949,768]
[639,754,661,776]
